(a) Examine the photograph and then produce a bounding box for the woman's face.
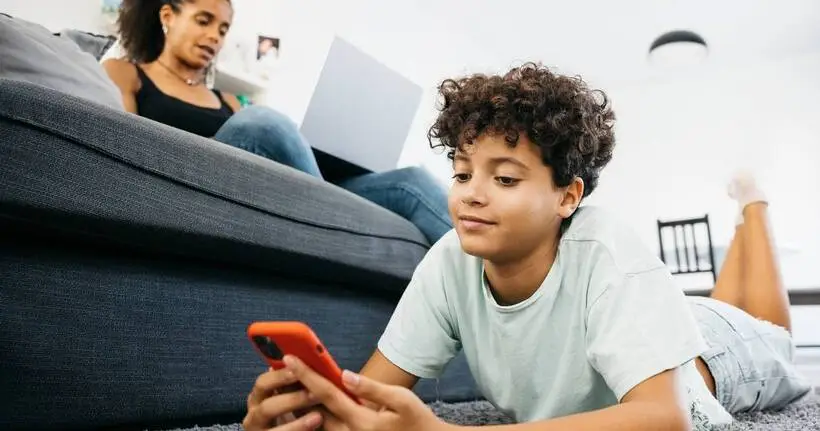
[160,0,233,69]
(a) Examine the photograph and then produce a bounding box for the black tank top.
[135,66,234,138]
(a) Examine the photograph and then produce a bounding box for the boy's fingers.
[284,355,364,424]
[244,409,322,431]
[248,368,298,408]
[342,371,415,414]
[320,410,349,431]
[282,411,323,431]
[258,390,320,421]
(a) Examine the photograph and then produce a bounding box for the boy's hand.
[243,367,324,431]
[285,355,454,431]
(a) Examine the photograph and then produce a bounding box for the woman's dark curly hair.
[427,62,616,197]
[116,0,231,63]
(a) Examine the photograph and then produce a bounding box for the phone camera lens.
[253,336,283,360]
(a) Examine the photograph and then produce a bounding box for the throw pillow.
[0,14,124,110]
[59,29,117,61]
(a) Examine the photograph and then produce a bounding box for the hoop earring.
[205,60,217,89]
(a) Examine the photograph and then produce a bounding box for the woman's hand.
[242,367,324,431]
[284,355,454,431]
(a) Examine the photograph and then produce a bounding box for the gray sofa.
[0,78,479,430]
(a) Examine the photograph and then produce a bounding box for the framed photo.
[255,35,280,79]
[257,35,280,61]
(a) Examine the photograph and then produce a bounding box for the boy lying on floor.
[243,62,811,431]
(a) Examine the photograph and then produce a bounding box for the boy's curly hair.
[427,62,616,197]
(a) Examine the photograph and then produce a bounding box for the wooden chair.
[657,214,717,283]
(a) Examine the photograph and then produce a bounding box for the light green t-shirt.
[378,206,732,427]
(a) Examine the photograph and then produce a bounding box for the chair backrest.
[657,214,716,282]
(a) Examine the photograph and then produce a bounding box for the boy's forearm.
[452,401,690,431]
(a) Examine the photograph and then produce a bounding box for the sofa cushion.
[0,14,123,110]
[0,79,429,295]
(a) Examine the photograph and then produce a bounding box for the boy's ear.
[558,177,584,219]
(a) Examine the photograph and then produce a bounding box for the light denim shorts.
[689,296,812,413]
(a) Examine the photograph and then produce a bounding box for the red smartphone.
[247,321,360,403]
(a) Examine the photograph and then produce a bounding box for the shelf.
[213,65,268,98]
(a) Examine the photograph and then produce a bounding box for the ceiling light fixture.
[649,30,708,68]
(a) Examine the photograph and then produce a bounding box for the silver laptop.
[299,37,423,173]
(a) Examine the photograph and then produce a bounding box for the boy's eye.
[452,173,471,183]
[496,176,519,186]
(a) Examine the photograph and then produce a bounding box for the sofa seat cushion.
[0,79,429,296]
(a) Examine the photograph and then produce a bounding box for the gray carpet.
[167,395,820,431]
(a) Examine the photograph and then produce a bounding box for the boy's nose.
[461,187,487,207]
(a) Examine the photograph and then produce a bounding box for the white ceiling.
[322,0,820,88]
[440,0,820,78]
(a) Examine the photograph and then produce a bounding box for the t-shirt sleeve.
[585,266,708,401]
[377,250,461,379]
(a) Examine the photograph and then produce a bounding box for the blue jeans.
[213,106,452,244]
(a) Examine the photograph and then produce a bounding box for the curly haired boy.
[243,63,810,431]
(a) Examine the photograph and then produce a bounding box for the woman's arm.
[102,58,139,113]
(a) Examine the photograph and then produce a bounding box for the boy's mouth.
[458,215,496,230]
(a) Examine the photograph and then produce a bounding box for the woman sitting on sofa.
[102,0,451,244]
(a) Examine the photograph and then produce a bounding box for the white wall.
[588,52,820,288]
[226,0,493,177]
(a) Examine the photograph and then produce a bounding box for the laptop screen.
[299,37,423,173]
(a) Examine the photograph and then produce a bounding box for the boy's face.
[448,133,580,262]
